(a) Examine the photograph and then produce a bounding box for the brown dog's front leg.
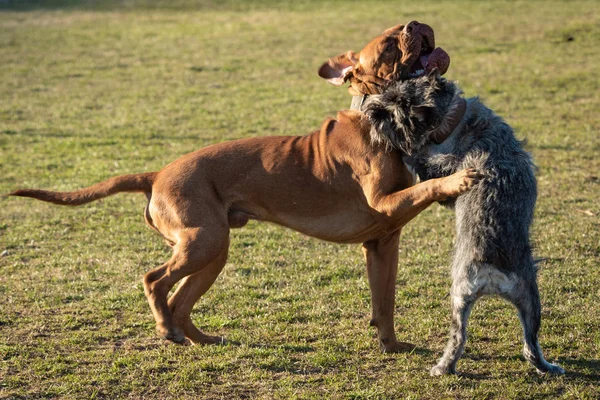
[362,231,414,353]
[367,168,481,229]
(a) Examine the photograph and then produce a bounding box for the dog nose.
[404,20,420,34]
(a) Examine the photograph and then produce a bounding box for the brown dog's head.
[318,21,450,96]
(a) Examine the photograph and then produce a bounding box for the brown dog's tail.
[8,172,157,206]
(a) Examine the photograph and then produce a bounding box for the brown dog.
[9,22,476,352]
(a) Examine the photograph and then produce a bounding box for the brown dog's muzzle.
[345,21,450,96]
[400,21,434,64]
[399,21,450,78]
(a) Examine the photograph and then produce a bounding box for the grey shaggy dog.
[362,71,565,376]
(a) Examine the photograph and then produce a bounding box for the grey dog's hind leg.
[430,281,477,376]
[504,279,565,374]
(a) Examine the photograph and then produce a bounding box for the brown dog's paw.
[438,168,482,200]
[157,324,186,344]
[190,334,228,346]
[380,340,416,353]
[186,329,228,346]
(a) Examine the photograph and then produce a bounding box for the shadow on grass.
[453,352,600,381]
[454,371,493,380]
[239,341,315,353]
[558,358,600,381]
[244,341,435,356]
[462,352,523,362]
[410,346,434,356]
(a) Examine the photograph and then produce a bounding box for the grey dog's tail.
[8,172,157,206]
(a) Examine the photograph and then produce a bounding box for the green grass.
[1,0,599,398]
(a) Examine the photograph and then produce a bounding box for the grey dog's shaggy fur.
[362,71,564,376]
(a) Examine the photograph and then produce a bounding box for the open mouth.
[408,42,432,77]
[409,40,450,78]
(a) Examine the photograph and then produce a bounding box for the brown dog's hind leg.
[363,230,414,353]
[168,239,230,345]
[143,225,229,343]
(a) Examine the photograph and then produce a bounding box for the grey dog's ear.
[362,98,392,126]
[410,104,434,122]
[425,67,446,91]
[362,96,414,153]
[362,97,399,150]
[427,67,441,81]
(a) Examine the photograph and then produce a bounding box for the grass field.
[1,0,599,398]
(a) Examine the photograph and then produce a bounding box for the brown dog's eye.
[385,39,396,52]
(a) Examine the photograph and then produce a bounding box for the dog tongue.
[423,47,450,75]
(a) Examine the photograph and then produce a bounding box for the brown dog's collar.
[429,97,467,144]
[350,94,368,110]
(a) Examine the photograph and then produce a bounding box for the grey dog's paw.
[430,363,455,376]
[537,363,566,375]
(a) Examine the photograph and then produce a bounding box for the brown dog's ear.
[318,51,358,86]
[381,24,404,36]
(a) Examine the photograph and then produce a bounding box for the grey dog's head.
[363,69,460,155]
